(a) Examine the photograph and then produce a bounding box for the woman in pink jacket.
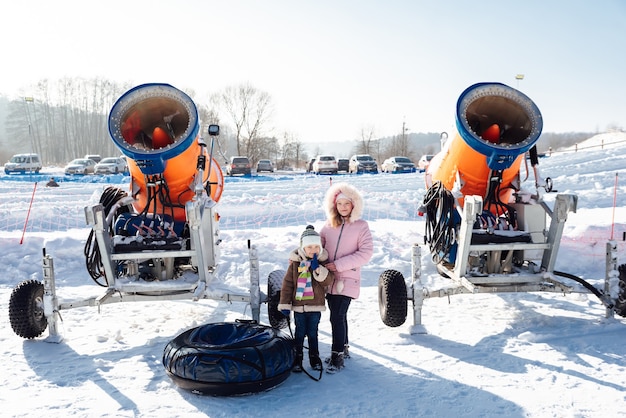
[320,182,373,373]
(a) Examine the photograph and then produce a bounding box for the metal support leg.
[410,244,427,334]
[606,241,618,319]
[541,194,577,272]
[454,196,482,283]
[248,242,261,323]
[42,254,63,343]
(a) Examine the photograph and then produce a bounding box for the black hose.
[84,186,129,286]
[529,145,539,166]
[423,181,457,263]
[553,270,612,308]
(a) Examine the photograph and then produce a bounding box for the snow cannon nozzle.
[108,84,224,221]
[108,83,200,175]
[456,82,543,170]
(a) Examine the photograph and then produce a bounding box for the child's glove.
[281,309,290,317]
[310,253,319,271]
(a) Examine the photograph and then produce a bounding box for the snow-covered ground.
[1,132,625,417]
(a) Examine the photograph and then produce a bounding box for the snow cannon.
[374,84,625,332]
[109,83,223,221]
[426,82,543,213]
[8,83,274,344]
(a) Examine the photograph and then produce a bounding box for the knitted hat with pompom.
[300,225,321,249]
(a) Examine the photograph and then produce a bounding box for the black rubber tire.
[267,269,288,329]
[615,264,626,317]
[378,269,408,327]
[9,280,48,339]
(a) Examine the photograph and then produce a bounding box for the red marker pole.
[20,182,38,244]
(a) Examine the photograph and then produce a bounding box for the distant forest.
[0,78,601,169]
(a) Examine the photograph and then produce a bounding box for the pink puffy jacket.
[320,182,373,299]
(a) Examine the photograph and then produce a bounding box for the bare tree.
[251,136,279,166]
[278,132,305,169]
[356,125,376,154]
[4,77,128,164]
[213,83,273,160]
[382,122,412,160]
[196,104,229,163]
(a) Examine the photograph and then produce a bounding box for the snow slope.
[0,133,625,417]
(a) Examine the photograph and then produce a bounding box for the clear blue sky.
[2,0,625,142]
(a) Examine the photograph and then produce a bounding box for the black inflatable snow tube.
[163,321,295,396]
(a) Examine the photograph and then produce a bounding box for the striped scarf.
[295,260,314,300]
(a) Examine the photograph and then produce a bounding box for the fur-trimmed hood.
[324,182,364,225]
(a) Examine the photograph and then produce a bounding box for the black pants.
[326,294,351,353]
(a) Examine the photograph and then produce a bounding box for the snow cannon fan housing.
[456,82,543,170]
[426,83,543,212]
[108,83,199,175]
[108,83,224,221]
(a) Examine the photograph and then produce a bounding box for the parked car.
[65,158,96,175]
[307,158,316,173]
[381,156,416,173]
[4,153,42,174]
[418,154,434,171]
[312,155,338,174]
[226,156,251,176]
[349,154,378,174]
[337,158,349,172]
[94,157,128,174]
[84,154,102,163]
[256,159,274,173]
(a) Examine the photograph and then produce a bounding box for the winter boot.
[293,352,303,373]
[325,351,344,374]
[310,355,323,371]
[326,344,351,363]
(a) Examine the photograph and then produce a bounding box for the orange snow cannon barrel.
[108,83,223,221]
[425,82,543,210]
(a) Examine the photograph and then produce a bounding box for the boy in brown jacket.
[278,225,334,372]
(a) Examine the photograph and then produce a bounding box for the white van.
[4,153,43,174]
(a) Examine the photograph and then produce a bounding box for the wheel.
[378,269,408,327]
[267,269,288,329]
[615,264,626,317]
[9,280,48,338]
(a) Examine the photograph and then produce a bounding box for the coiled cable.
[84,186,130,286]
[423,181,457,263]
